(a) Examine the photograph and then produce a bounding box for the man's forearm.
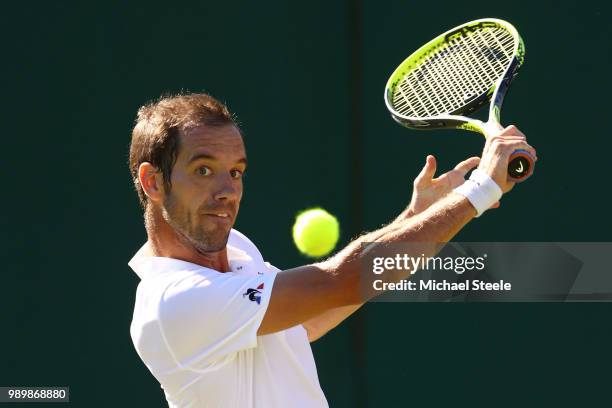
[320,193,476,304]
[301,202,426,342]
[261,125,532,336]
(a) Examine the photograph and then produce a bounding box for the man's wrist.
[453,169,502,217]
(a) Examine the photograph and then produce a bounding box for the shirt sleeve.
[157,270,277,369]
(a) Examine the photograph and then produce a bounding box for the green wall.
[2,0,610,406]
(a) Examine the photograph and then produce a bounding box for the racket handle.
[508,149,535,182]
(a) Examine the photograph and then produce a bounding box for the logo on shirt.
[243,283,264,305]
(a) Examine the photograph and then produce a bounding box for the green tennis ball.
[292,208,340,258]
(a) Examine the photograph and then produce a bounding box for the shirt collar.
[128,230,254,280]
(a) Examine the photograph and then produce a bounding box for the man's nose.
[213,174,239,201]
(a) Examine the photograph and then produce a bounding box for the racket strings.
[392,26,515,118]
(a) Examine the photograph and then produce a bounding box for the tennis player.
[128,93,535,407]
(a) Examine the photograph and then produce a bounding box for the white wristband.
[453,169,503,217]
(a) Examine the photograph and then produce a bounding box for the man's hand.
[406,155,498,216]
[479,124,537,193]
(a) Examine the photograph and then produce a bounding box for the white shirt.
[129,229,328,408]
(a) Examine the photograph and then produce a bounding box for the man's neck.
[144,207,231,272]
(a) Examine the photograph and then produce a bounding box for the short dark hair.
[129,92,240,209]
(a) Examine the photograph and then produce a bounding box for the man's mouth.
[204,212,231,219]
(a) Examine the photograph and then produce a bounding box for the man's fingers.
[414,155,437,187]
[500,124,526,139]
[502,141,538,161]
[487,137,538,161]
[453,156,480,176]
[487,124,526,139]
[490,135,527,142]
[490,201,500,209]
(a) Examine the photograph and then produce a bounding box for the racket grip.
[507,149,535,182]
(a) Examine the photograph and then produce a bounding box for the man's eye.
[197,166,211,176]
[230,169,244,179]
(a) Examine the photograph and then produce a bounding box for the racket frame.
[384,18,533,181]
[384,18,524,135]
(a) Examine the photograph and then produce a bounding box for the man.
[128,93,536,407]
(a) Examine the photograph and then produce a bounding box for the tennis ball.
[292,208,340,258]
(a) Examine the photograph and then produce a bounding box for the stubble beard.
[163,193,231,253]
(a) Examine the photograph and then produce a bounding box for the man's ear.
[138,162,165,203]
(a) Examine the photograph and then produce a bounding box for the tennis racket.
[384,18,534,182]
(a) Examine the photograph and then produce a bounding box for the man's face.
[160,124,246,253]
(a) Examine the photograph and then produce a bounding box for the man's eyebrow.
[187,153,216,164]
[187,153,248,166]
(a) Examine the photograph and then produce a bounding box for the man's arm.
[299,204,457,342]
[301,154,484,342]
[259,193,476,335]
[258,125,536,336]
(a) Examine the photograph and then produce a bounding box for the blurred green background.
[2,0,610,406]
